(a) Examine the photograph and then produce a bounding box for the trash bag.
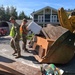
[40,64,64,75]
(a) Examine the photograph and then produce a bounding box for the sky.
[0,0,75,16]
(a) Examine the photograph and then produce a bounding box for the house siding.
[31,6,59,27]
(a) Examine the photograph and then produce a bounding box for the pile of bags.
[40,64,64,75]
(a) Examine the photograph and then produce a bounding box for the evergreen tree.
[10,6,18,19]
[5,6,10,21]
[0,5,31,21]
[18,11,27,19]
[0,5,6,21]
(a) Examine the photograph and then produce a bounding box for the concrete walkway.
[0,36,42,75]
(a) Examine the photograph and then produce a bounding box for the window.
[0,22,9,27]
[45,14,50,22]
[38,15,43,22]
[51,15,57,22]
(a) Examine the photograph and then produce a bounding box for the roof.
[31,6,57,16]
[16,19,32,25]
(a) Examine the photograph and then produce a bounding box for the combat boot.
[12,51,17,56]
[24,48,29,52]
[22,45,29,52]
[15,51,21,58]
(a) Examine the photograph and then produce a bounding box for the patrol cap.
[9,16,15,21]
[22,18,28,22]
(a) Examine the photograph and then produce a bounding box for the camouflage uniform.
[21,24,28,51]
[10,22,21,58]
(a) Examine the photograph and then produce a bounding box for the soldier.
[9,16,21,58]
[20,18,28,52]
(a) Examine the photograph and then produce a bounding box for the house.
[31,6,59,27]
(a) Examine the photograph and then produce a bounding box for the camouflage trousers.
[10,38,21,54]
[22,35,27,50]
